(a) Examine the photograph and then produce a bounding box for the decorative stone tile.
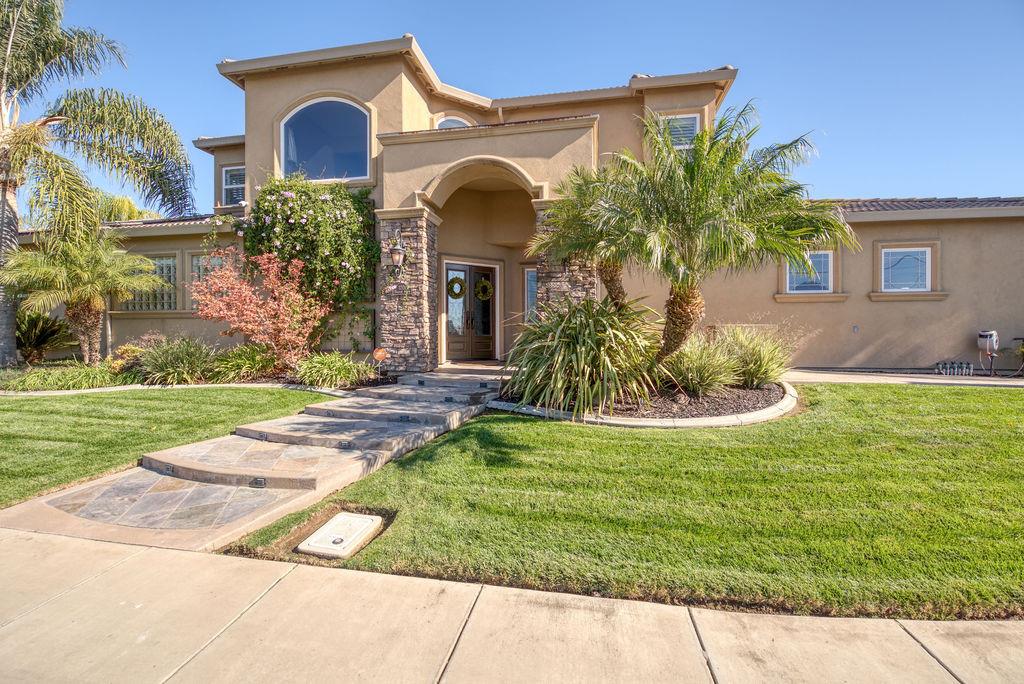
[377,215,438,372]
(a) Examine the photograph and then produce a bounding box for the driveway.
[1,528,1022,683]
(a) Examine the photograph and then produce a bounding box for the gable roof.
[216,34,737,112]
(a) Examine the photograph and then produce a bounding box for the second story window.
[222,166,245,206]
[664,114,699,149]
[437,116,471,129]
[282,98,369,181]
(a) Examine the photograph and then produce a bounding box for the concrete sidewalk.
[785,369,1023,387]
[2,529,1022,683]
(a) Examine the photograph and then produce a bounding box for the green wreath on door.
[447,276,466,299]
[474,278,494,302]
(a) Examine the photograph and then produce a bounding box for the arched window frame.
[279,96,371,182]
[436,115,473,130]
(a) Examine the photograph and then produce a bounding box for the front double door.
[445,264,496,360]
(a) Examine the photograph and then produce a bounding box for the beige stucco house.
[89,35,1024,371]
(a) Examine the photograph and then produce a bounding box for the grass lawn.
[236,383,1024,619]
[0,388,321,508]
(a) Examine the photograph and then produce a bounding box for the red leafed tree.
[190,246,331,370]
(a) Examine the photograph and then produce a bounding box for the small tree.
[0,228,164,365]
[190,246,330,371]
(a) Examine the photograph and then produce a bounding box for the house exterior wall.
[620,216,1024,369]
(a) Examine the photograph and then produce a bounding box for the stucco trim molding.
[378,114,599,146]
[375,206,443,227]
[773,293,850,303]
[418,155,550,209]
[846,206,1024,222]
[867,291,950,302]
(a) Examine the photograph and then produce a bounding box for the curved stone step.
[141,435,386,490]
[354,384,497,405]
[235,414,444,452]
[398,372,503,390]
[304,396,481,428]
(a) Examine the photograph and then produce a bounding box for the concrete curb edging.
[486,382,799,428]
[0,382,356,398]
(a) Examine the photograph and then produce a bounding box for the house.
[93,35,1024,371]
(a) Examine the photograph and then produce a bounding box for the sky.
[53,0,1024,215]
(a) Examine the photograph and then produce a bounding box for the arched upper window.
[437,116,471,130]
[281,98,369,181]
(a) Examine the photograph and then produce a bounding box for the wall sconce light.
[388,229,409,273]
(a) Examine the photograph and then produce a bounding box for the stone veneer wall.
[534,212,598,305]
[377,215,438,372]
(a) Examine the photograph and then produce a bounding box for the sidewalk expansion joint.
[435,583,484,683]
[687,607,721,684]
[895,618,966,684]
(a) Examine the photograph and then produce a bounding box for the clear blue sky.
[59,0,1023,215]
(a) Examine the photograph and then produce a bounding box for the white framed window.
[881,247,930,292]
[437,116,471,130]
[281,97,370,181]
[524,267,538,321]
[663,114,700,149]
[123,255,177,311]
[222,166,245,206]
[786,251,833,293]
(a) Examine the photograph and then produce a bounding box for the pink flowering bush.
[190,247,331,370]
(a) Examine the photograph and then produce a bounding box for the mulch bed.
[501,383,785,420]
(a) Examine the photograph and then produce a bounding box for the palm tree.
[0,0,194,364]
[0,228,163,364]
[95,191,161,223]
[528,165,638,309]
[598,103,858,361]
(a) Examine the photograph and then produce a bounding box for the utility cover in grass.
[297,511,383,559]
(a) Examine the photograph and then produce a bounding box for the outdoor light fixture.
[388,229,408,272]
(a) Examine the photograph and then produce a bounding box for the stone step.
[141,435,385,490]
[398,372,504,390]
[304,396,482,429]
[354,384,498,406]
[235,414,444,452]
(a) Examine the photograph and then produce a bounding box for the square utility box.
[296,511,383,560]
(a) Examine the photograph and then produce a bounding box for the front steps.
[0,369,503,551]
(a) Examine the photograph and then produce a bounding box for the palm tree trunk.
[65,302,103,366]
[0,181,20,365]
[596,259,627,308]
[656,281,705,362]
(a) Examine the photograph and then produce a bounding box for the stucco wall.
[620,216,1024,369]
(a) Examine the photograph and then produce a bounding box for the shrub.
[661,333,739,398]
[718,326,791,389]
[296,352,375,388]
[503,298,660,418]
[140,338,216,385]
[211,344,278,383]
[15,311,74,364]
[190,247,331,371]
[2,361,139,391]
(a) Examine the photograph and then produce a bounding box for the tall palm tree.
[0,0,194,364]
[95,191,161,223]
[599,103,858,361]
[528,165,638,308]
[0,228,163,364]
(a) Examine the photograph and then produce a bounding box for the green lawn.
[0,388,321,507]
[238,384,1024,619]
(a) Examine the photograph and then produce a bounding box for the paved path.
[1,528,1022,683]
[785,369,1023,387]
[0,371,501,551]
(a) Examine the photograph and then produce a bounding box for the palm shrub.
[0,0,195,365]
[660,333,739,398]
[211,344,277,383]
[503,297,661,418]
[718,326,790,389]
[140,338,216,385]
[0,229,165,365]
[593,104,858,361]
[297,352,375,388]
[15,310,73,364]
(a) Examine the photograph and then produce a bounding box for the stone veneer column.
[376,210,438,372]
[533,205,598,306]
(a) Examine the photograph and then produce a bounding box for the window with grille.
[190,254,224,309]
[524,268,538,321]
[882,247,930,292]
[222,166,245,206]
[664,114,699,149]
[123,256,177,311]
[786,251,833,293]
